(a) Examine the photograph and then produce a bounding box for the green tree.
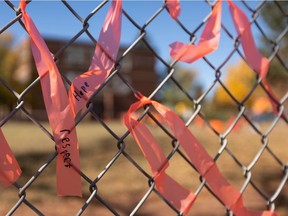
[160,67,202,106]
[261,2,288,37]
[261,1,288,95]
[158,67,202,120]
[0,32,19,109]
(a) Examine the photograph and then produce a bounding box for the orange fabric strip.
[68,0,122,117]
[124,96,276,215]
[20,1,81,196]
[227,0,287,121]
[0,128,21,188]
[169,1,222,63]
[166,0,181,20]
[124,97,195,214]
[169,0,286,121]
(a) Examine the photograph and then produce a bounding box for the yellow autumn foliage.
[213,61,258,108]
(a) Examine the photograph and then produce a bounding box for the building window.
[64,46,85,66]
[133,55,154,69]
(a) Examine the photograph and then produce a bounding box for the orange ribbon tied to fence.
[168,0,287,122]
[124,96,196,214]
[166,0,181,20]
[0,128,21,188]
[124,95,277,216]
[169,0,222,64]
[19,1,81,196]
[19,0,122,196]
[226,0,287,122]
[68,0,122,117]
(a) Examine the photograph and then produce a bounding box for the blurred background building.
[14,38,157,120]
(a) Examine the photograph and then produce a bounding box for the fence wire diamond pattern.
[0,0,287,215]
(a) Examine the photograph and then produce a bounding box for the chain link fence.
[0,0,287,215]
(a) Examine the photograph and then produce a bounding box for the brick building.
[17,38,157,120]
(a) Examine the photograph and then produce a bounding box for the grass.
[0,119,287,216]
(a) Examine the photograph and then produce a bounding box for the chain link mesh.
[0,0,287,215]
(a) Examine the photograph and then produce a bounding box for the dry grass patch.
[0,120,287,215]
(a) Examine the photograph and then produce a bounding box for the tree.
[158,66,203,119]
[213,60,258,108]
[160,67,202,106]
[0,32,19,110]
[261,1,288,95]
[213,2,288,111]
[261,2,288,38]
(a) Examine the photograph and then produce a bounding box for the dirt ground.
[0,120,287,215]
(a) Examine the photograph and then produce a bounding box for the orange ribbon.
[170,1,222,63]
[169,0,286,121]
[20,1,81,196]
[68,0,122,117]
[227,0,286,121]
[124,95,276,215]
[19,0,122,196]
[0,128,21,188]
[166,0,181,20]
[124,96,196,215]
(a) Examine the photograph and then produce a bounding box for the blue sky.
[1,1,269,91]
